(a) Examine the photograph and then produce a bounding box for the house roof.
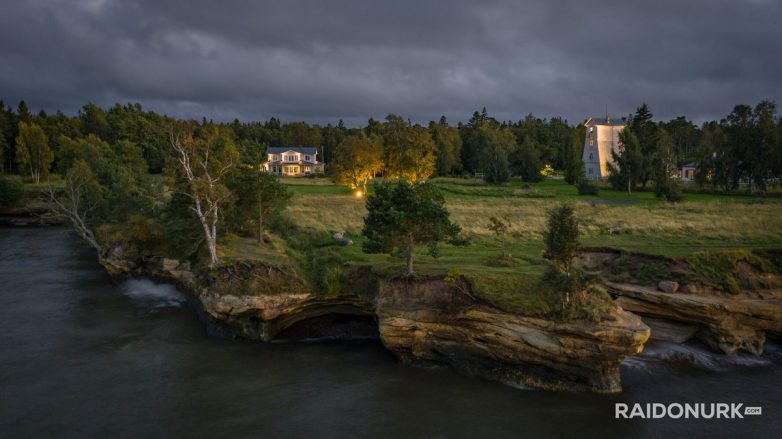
[682,162,697,168]
[267,147,317,155]
[585,117,627,127]
[268,160,319,166]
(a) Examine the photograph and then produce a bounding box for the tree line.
[4,100,780,198]
[608,102,782,198]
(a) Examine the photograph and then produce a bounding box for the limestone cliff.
[605,281,782,356]
[376,279,649,393]
[101,253,650,393]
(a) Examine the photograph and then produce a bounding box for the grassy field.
[284,177,782,254]
[214,176,780,313]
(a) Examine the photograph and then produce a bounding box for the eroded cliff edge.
[101,253,650,393]
[605,282,782,356]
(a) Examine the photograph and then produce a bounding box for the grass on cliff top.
[219,177,782,312]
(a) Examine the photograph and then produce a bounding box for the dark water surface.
[1,227,780,438]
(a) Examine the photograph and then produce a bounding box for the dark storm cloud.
[1,0,780,125]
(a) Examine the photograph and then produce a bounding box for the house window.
[305,155,311,162]
[589,153,593,161]
[588,168,593,175]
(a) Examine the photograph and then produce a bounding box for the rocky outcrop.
[377,279,650,393]
[0,202,65,226]
[101,249,196,287]
[99,252,650,393]
[605,281,782,356]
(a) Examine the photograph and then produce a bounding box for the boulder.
[161,258,180,271]
[332,231,353,246]
[657,281,679,294]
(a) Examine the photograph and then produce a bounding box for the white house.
[262,147,324,176]
[582,116,626,180]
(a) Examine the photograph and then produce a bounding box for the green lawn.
[282,177,782,258]
[219,176,782,313]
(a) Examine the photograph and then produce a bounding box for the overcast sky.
[1,0,780,126]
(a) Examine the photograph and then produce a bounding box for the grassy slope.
[225,177,782,314]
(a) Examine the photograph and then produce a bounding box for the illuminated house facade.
[262,147,324,176]
[582,116,626,180]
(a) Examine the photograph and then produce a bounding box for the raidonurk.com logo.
[615,403,762,419]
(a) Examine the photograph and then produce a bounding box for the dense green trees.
[430,117,462,176]
[651,130,680,201]
[0,176,22,206]
[608,127,642,194]
[362,179,462,275]
[331,133,383,192]
[169,126,239,268]
[15,122,53,184]
[607,101,782,196]
[380,114,437,181]
[478,124,515,184]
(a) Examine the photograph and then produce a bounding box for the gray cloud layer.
[1,0,780,125]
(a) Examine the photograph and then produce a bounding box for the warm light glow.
[355,190,363,198]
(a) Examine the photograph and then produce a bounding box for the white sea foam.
[623,340,773,371]
[119,278,186,308]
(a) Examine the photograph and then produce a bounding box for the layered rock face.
[377,279,650,393]
[605,282,782,356]
[100,254,651,393]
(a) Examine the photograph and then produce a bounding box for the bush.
[310,250,345,296]
[654,183,684,202]
[634,261,670,284]
[0,176,23,207]
[576,179,599,195]
[687,251,744,294]
[539,267,610,322]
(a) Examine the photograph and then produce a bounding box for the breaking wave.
[119,278,186,309]
[623,340,779,372]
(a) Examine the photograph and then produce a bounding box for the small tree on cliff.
[542,203,580,277]
[362,179,463,276]
[542,203,581,306]
[541,205,612,321]
[228,168,291,244]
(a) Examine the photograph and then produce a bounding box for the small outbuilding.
[680,162,697,183]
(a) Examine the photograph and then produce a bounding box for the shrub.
[576,179,599,196]
[298,245,346,296]
[634,261,670,284]
[539,268,610,322]
[0,176,23,207]
[687,251,744,294]
[654,183,684,202]
[542,204,580,275]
